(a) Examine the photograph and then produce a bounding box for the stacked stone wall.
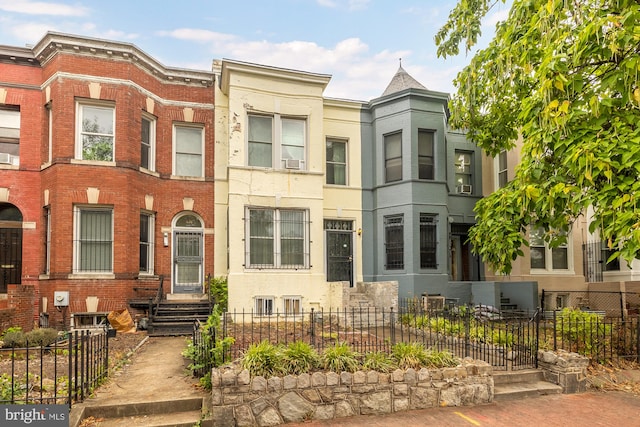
[211,360,493,426]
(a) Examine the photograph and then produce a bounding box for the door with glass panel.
[325,220,353,287]
[172,214,203,294]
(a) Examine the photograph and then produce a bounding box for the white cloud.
[0,0,88,16]
[316,0,369,11]
[156,28,237,43]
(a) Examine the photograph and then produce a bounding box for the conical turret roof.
[381,64,427,97]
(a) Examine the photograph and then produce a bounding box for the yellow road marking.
[454,411,481,426]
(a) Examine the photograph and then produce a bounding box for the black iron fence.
[539,310,640,363]
[0,330,109,406]
[193,305,540,374]
[541,289,640,319]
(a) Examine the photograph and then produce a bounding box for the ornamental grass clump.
[241,340,285,377]
[391,342,428,369]
[321,342,360,373]
[281,341,319,375]
[362,350,396,373]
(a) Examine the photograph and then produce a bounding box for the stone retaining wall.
[210,359,493,426]
[538,349,590,393]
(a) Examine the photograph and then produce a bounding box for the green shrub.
[281,341,319,375]
[391,342,428,369]
[25,328,59,347]
[206,276,228,312]
[556,307,613,357]
[2,328,25,348]
[321,342,360,373]
[362,351,396,373]
[241,341,284,377]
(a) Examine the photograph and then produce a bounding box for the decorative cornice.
[32,31,214,87]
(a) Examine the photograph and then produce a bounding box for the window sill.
[170,175,205,181]
[70,159,116,167]
[139,167,159,177]
[529,269,575,275]
[69,273,115,280]
[0,164,19,170]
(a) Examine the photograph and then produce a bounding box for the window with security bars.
[246,208,309,269]
[384,215,404,269]
[140,212,154,274]
[74,207,113,273]
[255,297,274,316]
[283,296,301,315]
[420,214,437,268]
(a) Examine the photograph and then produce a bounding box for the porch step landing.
[493,369,562,401]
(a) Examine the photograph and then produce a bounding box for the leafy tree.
[436,0,640,273]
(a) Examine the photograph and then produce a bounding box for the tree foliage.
[436,0,640,273]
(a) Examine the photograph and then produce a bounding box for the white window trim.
[72,205,114,276]
[172,122,205,178]
[75,100,116,163]
[254,296,275,316]
[141,113,156,172]
[494,150,508,189]
[245,207,310,270]
[282,295,302,316]
[530,229,574,274]
[140,211,155,275]
[326,138,348,186]
[247,113,308,171]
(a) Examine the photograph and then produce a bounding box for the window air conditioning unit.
[422,295,445,312]
[284,158,301,169]
[457,184,472,194]
[0,153,11,164]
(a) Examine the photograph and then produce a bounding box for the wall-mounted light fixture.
[163,232,169,247]
[357,228,362,236]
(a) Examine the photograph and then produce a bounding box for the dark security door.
[173,230,203,294]
[0,204,23,293]
[0,227,21,293]
[325,220,353,286]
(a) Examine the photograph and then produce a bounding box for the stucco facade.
[213,60,364,312]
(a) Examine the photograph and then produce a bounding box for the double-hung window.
[418,130,434,180]
[77,102,115,161]
[384,214,404,269]
[283,296,302,315]
[0,107,20,166]
[248,114,307,170]
[255,297,274,316]
[497,150,508,188]
[141,114,156,171]
[326,139,347,185]
[530,227,569,271]
[454,151,473,194]
[140,212,155,274]
[174,124,204,177]
[44,207,51,275]
[246,207,309,269]
[420,214,437,269]
[74,207,113,273]
[384,132,402,183]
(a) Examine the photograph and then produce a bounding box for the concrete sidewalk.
[70,336,209,426]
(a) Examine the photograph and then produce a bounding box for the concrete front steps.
[76,397,211,427]
[493,369,563,401]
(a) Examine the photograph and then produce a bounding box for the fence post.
[390,307,396,345]
[620,291,625,321]
[464,304,471,359]
[310,308,315,348]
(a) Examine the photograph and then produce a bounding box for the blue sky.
[0,0,511,101]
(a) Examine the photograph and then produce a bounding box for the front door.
[0,204,22,294]
[325,220,353,287]
[172,214,204,294]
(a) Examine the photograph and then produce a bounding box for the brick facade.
[0,33,215,331]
